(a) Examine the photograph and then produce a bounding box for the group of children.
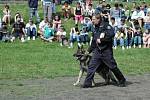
[0,0,150,49]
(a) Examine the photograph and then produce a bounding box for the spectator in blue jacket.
[28,0,40,23]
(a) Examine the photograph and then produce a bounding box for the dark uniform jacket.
[88,22,115,52]
[28,0,38,8]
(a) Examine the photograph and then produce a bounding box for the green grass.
[0,2,150,80]
[0,40,150,80]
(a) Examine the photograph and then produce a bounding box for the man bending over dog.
[82,14,126,88]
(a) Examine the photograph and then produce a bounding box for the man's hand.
[97,38,101,44]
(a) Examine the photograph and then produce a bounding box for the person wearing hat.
[82,14,126,88]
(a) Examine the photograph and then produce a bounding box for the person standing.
[42,0,52,22]
[82,14,126,88]
[28,0,40,23]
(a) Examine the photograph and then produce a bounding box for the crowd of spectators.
[0,0,150,49]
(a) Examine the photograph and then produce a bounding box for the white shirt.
[39,20,48,32]
[131,10,145,19]
[56,31,66,36]
[26,23,37,31]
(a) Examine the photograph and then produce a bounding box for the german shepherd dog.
[73,46,117,86]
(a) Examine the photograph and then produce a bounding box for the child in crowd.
[39,17,49,37]
[74,2,83,24]
[14,13,24,22]
[2,4,11,25]
[62,1,71,20]
[56,26,67,46]
[52,15,62,32]
[114,27,125,50]
[133,27,142,48]
[144,11,150,30]
[85,4,95,19]
[82,17,92,32]
[68,27,80,48]
[25,19,37,40]
[80,26,89,45]
[0,22,10,42]
[11,16,26,42]
[41,22,54,42]
[143,29,150,48]
[126,27,134,49]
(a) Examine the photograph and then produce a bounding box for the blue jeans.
[29,8,40,23]
[44,2,52,22]
[70,35,80,42]
[80,35,89,43]
[114,38,125,47]
[52,3,56,13]
[134,36,142,45]
[144,23,150,30]
[126,38,133,46]
[26,27,36,37]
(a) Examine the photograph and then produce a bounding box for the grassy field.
[0,1,150,80]
[0,40,150,80]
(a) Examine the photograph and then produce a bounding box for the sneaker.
[114,46,117,49]
[129,46,131,49]
[133,44,136,48]
[122,46,125,50]
[10,37,15,42]
[49,40,52,42]
[32,36,35,40]
[60,43,63,46]
[68,46,73,48]
[27,37,30,40]
[21,38,25,42]
[126,46,129,49]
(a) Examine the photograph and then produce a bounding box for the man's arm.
[99,24,115,42]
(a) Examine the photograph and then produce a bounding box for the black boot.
[111,67,126,87]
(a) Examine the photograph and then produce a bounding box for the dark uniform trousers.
[84,48,126,86]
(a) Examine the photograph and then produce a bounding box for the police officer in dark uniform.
[82,14,126,88]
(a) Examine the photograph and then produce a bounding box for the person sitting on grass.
[41,22,54,42]
[14,13,24,22]
[114,27,126,50]
[131,6,145,28]
[82,17,92,32]
[0,22,10,42]
[2,4,11,26]
[125,27,134,49]
[68,27,80,48]
[143,29,150,48]
[11,16,26,42]
[85,4,95,19]
[74,2,83,24]
[38,16,49,37]
[25,19,37,40]
[62,1,71,20]
[144,11,150,30]
[133,27,142,48]
[52,15,62,32]
[79,26,89,45]
[56,26,67,46]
